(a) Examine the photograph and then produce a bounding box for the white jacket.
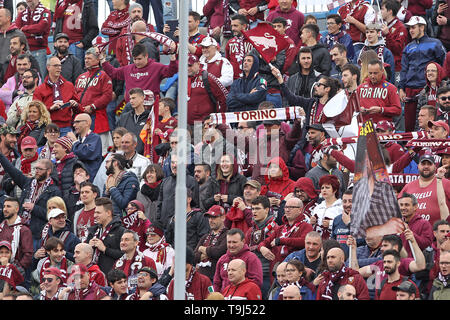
[200,51,234,88]
[312,198,343,236]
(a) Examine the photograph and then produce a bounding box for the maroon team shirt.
[76,208,96,242]
[376,278,419,300]
[400,177,450,227]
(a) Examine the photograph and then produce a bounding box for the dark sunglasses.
[439,96,450,101]
[43,277,54,283]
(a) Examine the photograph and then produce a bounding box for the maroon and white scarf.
[39,256,68,283]
[310,101,326,124]
[342,0,367,31]
[0,217,22,262]
[321,265,348,300]
[248,217,277,250]
[23,177,53,224]
[47,77,64,103]
[198,228,227,266]
[185,266,197,291]
[145,236,170,265]
[279,218,307,255]
[114,249,146,277]
[438,272,449,287]
[0,149,16,176]
[358,44,385,65]
[39,287,63,300]
[91,223,113,264]
[0,263,24,289]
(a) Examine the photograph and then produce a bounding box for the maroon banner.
[121,211,140,230]
[242,22,289,64]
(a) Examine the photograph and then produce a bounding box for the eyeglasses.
[317,83,328,88]
[43,277,54,283]
[238,126,248,130]
[285,206,301,209]
[50,64,62,68]
[35,167,47,171]
[426,69,438,73]
[439,262,450,266]
[439,96,450,101]
[137,272,150,277]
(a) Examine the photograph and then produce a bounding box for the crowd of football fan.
[0,0,448,301]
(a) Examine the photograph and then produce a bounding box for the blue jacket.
[226,53,267,112]
[331,214,366,259]
[72,132,103,181]
[320,30,355,60]
[399,35,446,90]
[104,171,140,217]
[38,225,80,262]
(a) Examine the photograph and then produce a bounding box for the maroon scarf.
[47,77,64,103]
[199,228,227,263]
[39,256,68,283]
[54,0,81,21]
[20,152,39,175]
[92,223,113,264]
[321,265,348,300]
[248,217,277,250]
[56,152,76,181]
[145,236,170,265]
[18,120,39,148]
[0,264,24,289]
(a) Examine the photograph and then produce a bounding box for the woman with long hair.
[17,100,51,150]
[136,163,164,223]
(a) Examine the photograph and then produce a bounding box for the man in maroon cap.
[375,120,405,163]
[17,136,39,178]
[59,263,107,300]
[187,53,228,126]
[428,120,449,140]
[142,223,174,279]
[38,267,64,300]
[291,177,319,220]
[0,240,25,297]
[194,205,228,282]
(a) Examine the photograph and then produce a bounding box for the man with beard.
[58,263,107,300]
[113,230,156,290]
[194,163,215,212]
[0,154,61,250]
[429,251,450,300]
[0,126,19,185]
[0,196,33,270]
[52,33,83,84]
[341,64,360,94]
[298,24,331,76]
[401,154,450,227]
[398,193,434,258]
[316,247,369,300]
[225,14,252,80]
[375,249,419,300]
[116,2,156,67]
[194,205,228,282]
[6,68,39,129]
[436,86,450,123]
[0,53,33,111]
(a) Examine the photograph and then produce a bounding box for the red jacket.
[222,278,262,300]
[384,17,408,72]
[258,214,313,272]
[356,75,402,124]
[400,213,434,258]
[15,3,51,51]
[101,5,130,54]
[338,1,374,43]
[75,67,113,134]
[87,263,107,287]
[316,267,370,300]
[115,22,155,67]
[167,270,212,300]
[0,219,33,270]
[236,0,265,22]
[225,36,254,80]
[260,157,295,200]
[407,0,433,16]
[33,76,80,128]
[188,69,228,125]
[203,0,225,30]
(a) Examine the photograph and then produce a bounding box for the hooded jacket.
[213,244,263,292]
[429,275,450,300]
[354,37,396,83]
[226,53,267,112]
[399,35,446,90]
[308,42,332,76]
[0,217,33,269]
[285,67,321,104]
[260,157,295,200]
[86,217,126,275]
[105,170,140,217]
[418,62,446,109]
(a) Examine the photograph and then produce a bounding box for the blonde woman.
[359,50,388,85]
[17,100,52,150]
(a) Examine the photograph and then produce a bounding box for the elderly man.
[33,56,79,136]
[199,36,234,88]
[66,113,103,180]
[258,197,313,276]
[337,284,357,300]
[75,47,113,155]
[121,132,150,183]
[221,259,262,300]
[74,242,106,287]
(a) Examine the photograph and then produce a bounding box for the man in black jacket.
[52,33,83,84]
[52,136,78,200]
[86,197,125,275]
[0,153,61,249]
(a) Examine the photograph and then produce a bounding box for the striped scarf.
[23,177,53,224]
[92,223,113,264]
[145,236,170,266]
[40,256,68,283]
[321,265,348,300]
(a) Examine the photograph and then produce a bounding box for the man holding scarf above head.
[101,0,131,55]
[33,56,80,137]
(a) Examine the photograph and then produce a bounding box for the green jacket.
[429,278,450,300]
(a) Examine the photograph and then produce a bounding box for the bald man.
[66,113,103,180]
[222,259,262,300]
[337,284,357,300]
[131,20,160,62]
[268,262,289,300]
[283,284,302,300]
[316,247,370,300]
[73,243,107,287]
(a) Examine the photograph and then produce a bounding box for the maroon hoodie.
[0,218,33,269]
[422,61,445,107]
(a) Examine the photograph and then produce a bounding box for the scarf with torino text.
[0,264,24,289]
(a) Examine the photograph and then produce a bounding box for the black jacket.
[284,68,321,104]
[54,0,99,49]
[53,154,78,200]
[0,153,62,240]
[86,217,126,275]
[250,48,285,90]
[53,52,83,84]
[117,109,150,154]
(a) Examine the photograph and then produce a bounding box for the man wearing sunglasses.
[436,86,450,124]
[38,267,64,300]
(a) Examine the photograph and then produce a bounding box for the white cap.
[405,16,427,26]
[200,36,218,47]
[47,208,66,221]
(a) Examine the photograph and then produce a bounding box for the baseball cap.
[419,154,435,164]
[200,36,218,47]
[375,120,395,132]
[0,240,12,251]
[47,208,66,221]
[405,16,427,26]
[428,120,450,134]
[43,267,63,279]
[307,123,326,133]
[0,125,20,136]
[70,264,88,276]
[188,54,198,65]
[204,205,226,217]
[139,266,158,279]
[392,281,416,294]
[55,33,69,41]
[244,179,261,191]
[21,136,37,149]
